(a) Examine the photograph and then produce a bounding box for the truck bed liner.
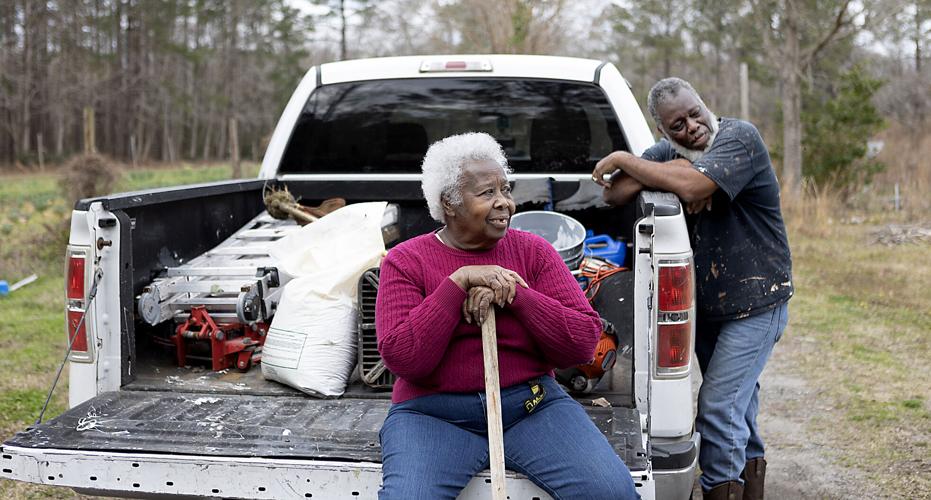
[5,390,647,470]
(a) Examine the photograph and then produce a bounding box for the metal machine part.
[137,211,298,327]
[173,306,266,371]
[556,318,629,394]
[138,205,400,327]
[357,268,396,389]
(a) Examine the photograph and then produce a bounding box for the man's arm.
[602,171,643,206]
[594,151,718,203]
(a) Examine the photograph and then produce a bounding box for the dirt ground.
[690,333,885,499]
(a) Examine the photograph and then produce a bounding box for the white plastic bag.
[262,202,386,397]
[269,201,388,300]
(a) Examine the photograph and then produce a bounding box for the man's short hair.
[647,77,707,131]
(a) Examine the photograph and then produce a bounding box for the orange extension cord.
[579,257,628,303]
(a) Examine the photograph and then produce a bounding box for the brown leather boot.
[703,481,744,500]
[741,457,766,500]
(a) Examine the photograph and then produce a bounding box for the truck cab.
[2,55,697,499]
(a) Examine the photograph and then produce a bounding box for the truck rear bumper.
[2,445,652,499]
[652,432,700,500]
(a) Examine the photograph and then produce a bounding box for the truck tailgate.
[4,391,646,468]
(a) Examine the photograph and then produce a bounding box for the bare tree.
[754,0,861,197]
[435,0,569,54]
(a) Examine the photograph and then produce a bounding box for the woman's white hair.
[421,132,511,223]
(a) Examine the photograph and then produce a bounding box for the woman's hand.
[462,286,495,325]
[450,265,528,306]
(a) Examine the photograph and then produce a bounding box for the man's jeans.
[378,375,639,500]
[695,303,789,491]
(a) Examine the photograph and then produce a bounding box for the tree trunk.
[340,0,347,60]
[21,0,32,156]
[202,112,213,161]
[229,116,240,178]
[916,5,923,73]
[56,112,64,155]
[83,106,96,154]
[188,63,198,160]
[36,132,44,170]
[780,0,803,198]
[740,62,750,121]
[162,88,173,162]
[780,62,803,199]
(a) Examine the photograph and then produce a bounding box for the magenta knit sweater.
[375,228,602,403]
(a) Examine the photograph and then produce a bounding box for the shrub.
[801,66,886,190]
[58,153,123,204]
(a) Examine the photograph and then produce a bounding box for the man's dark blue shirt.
[642,118,793,320]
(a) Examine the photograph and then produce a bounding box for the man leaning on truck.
[592,77,793,500]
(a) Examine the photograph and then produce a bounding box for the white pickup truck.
[1,55,698,499]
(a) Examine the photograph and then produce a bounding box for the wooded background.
[1,0,929,196]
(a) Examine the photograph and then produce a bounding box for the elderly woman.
[375,132,639,499]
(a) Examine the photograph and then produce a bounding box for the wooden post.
[740,62,750,122]
[83,106,96,154]
[130,135,138,168]
[36,133,44,171]
[481,309,507,500]
[229,116,241,179]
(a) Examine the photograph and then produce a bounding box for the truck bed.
[5,390,648,470]
[9,178,646,478]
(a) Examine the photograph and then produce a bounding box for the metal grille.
[357,268,395,389]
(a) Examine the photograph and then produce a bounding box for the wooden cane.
[481,308,507,500]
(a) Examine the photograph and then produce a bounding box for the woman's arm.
[375,252,466,381]
[508,240,602,368]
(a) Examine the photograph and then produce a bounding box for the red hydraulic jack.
[173,306,266,371]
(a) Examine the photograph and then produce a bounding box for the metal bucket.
[510,211,586,269]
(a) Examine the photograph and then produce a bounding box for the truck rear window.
[278,78,628,174]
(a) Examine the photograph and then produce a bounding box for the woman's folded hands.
[451,265,528,324]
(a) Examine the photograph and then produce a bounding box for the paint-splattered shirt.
[642,118,794,321]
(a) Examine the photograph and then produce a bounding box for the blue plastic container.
[0,280,9,296]
[583,232,627,266]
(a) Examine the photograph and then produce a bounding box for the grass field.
[0,162,259,499]
[0,161,928,498]
[782,213,930,497]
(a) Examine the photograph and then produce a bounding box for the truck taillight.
[67,308,89,352]
[658,265,691,311]
[67,255,86,300]
[656,260,694,377]
[657,322,690,368]
[65,247,92,359]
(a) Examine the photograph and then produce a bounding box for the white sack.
[262,202,387,397]
[262,288,357,397]
[269,201,387,300]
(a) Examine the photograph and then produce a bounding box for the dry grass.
[782,180,847,239]
[780,177,931,498]
[868,120,931,217]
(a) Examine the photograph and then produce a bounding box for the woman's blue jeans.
[378,375,639,499]
[695,303,789,491]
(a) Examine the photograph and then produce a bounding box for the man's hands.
[451,265,528,324]
[592,151,633,187]
[594,151,717,209]
[686,197,713,214]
